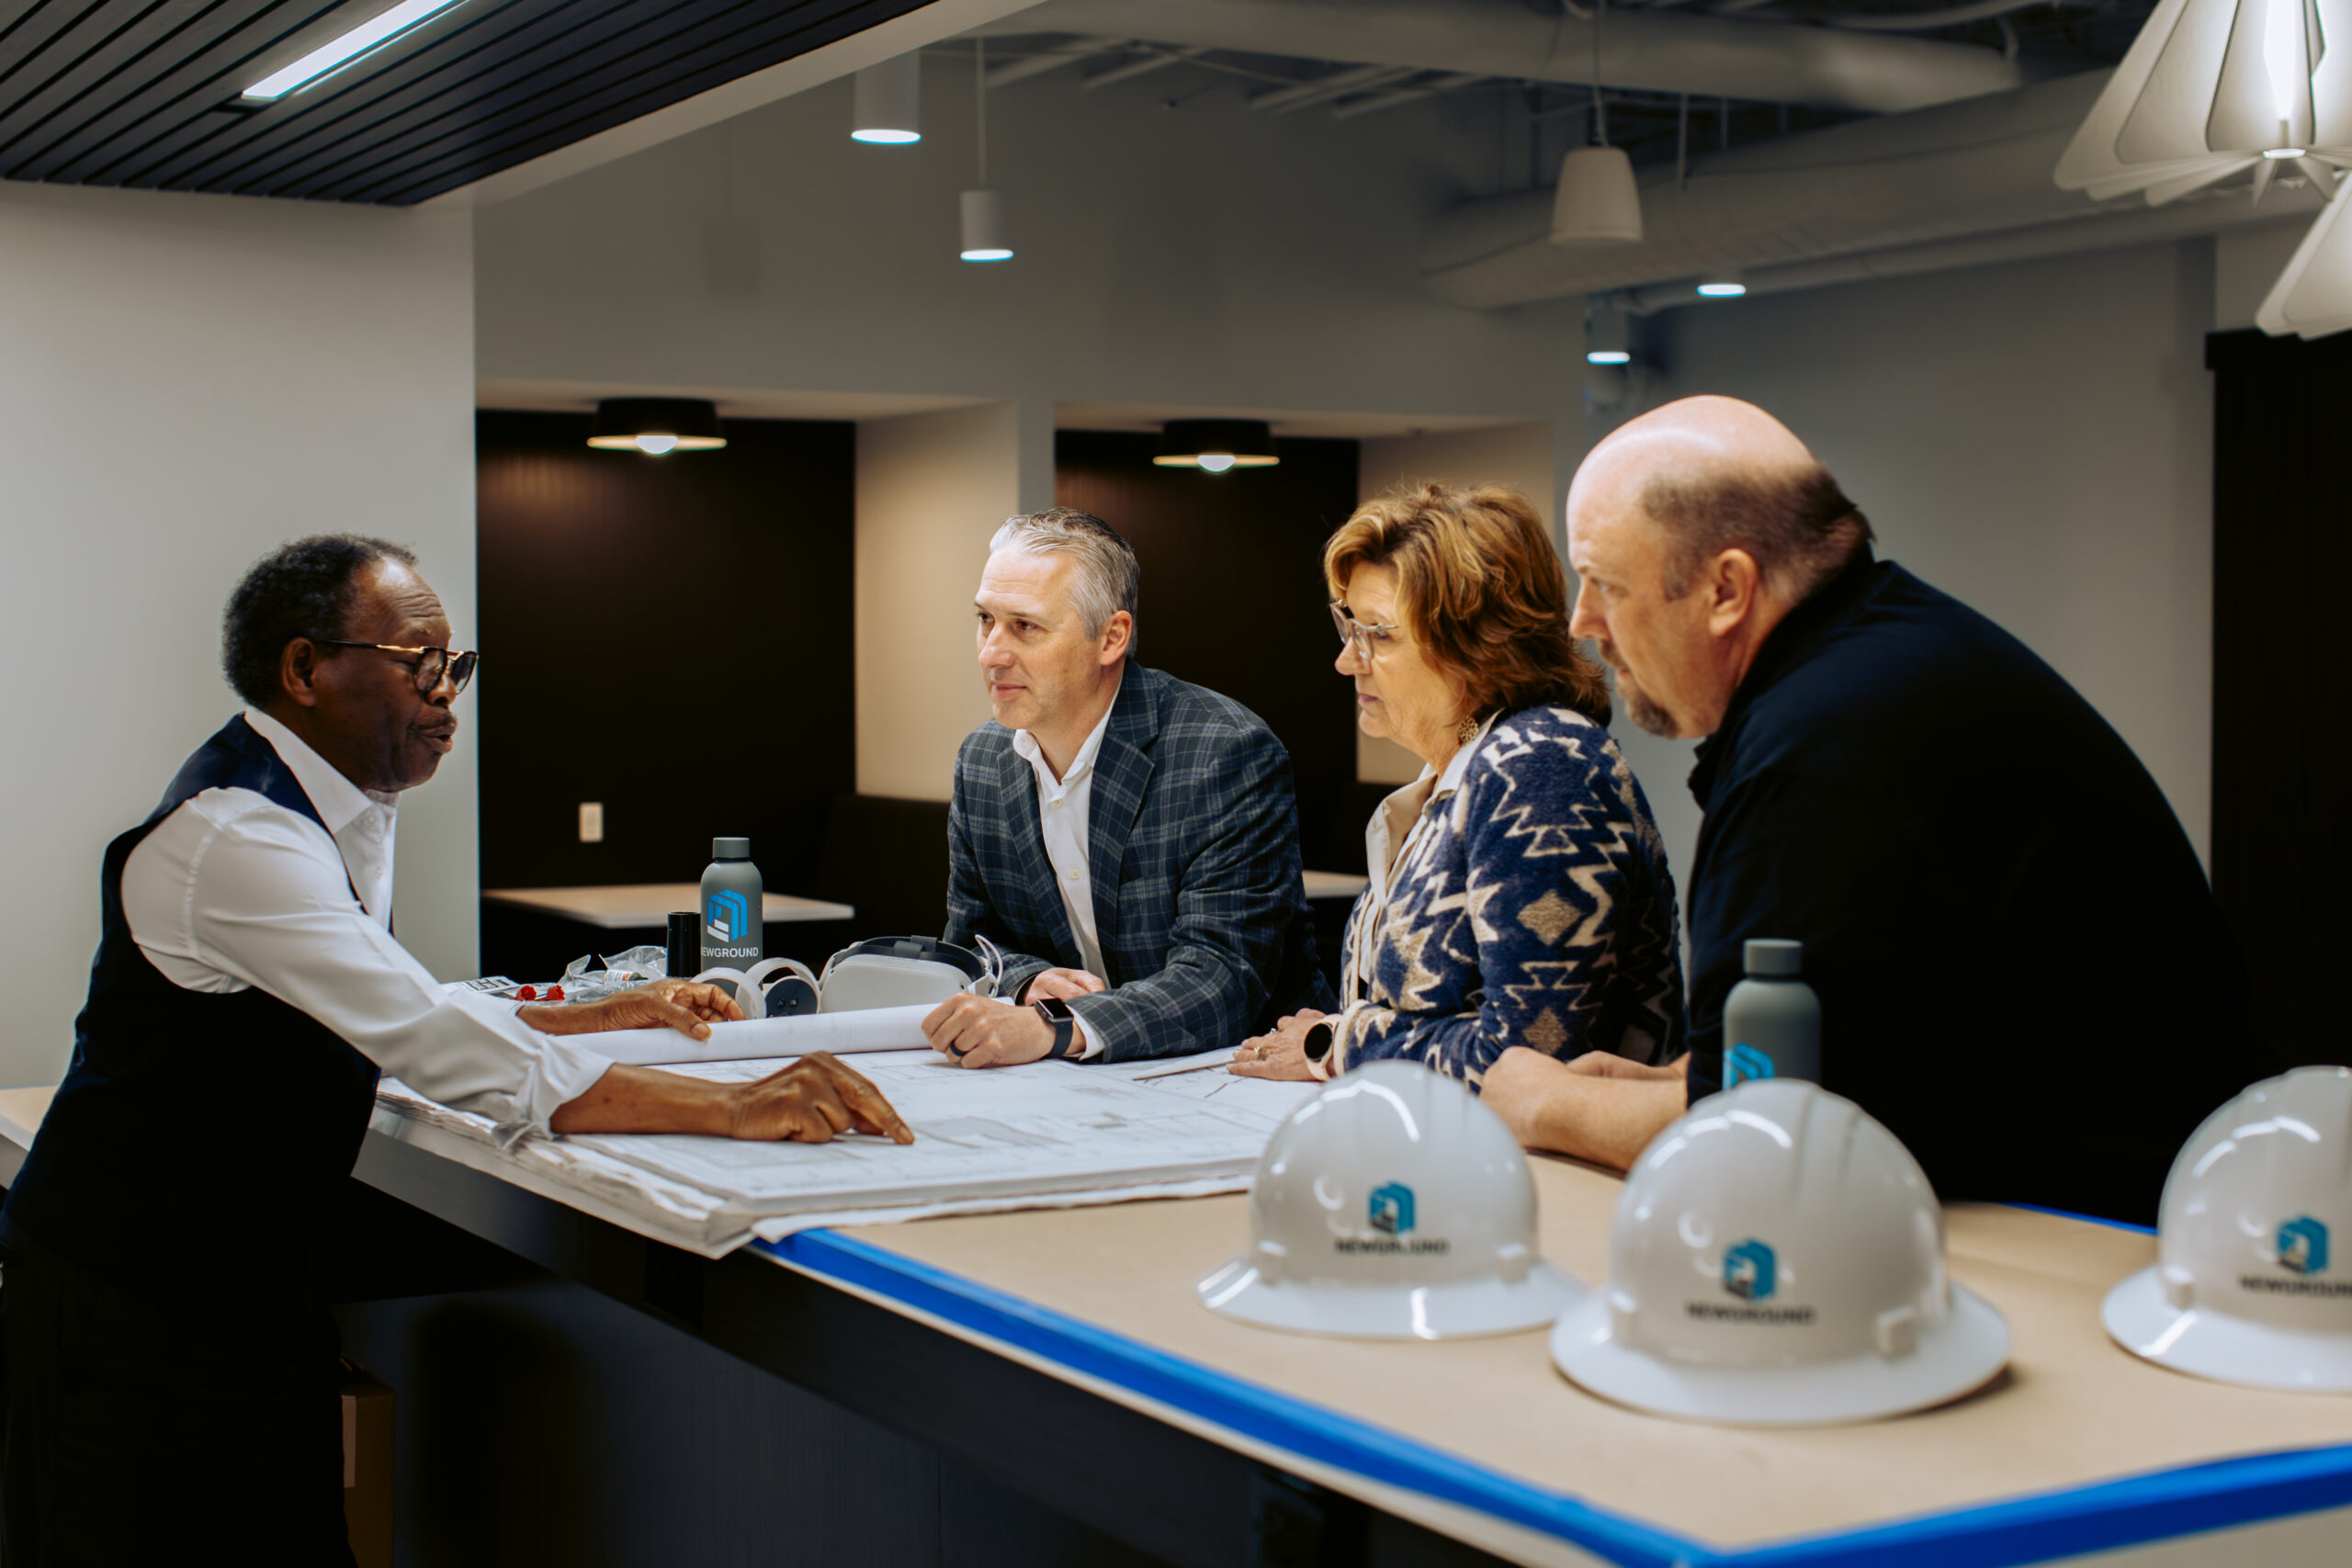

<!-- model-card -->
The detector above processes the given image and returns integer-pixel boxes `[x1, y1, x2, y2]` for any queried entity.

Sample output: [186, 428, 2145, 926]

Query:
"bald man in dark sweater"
[1482, 396, 2282, 1224]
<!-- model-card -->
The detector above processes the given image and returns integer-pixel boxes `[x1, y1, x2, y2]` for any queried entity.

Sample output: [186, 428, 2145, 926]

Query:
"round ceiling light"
[960, 189, 1012, 262]
[1152, 419, 1279, 472]
[852, 55, 921, 144]
[1696, 268, 1748, 299]
[587, 398, 728, 455]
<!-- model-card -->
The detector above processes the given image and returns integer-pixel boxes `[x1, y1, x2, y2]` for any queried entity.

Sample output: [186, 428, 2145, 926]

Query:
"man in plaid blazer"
[925, 510, 1333, 1066]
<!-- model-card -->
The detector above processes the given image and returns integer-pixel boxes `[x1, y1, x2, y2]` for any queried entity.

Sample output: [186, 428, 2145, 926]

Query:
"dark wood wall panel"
[476, 411, 854, 899]
[1054, 432, 1364, 874]
[2205, 330, 2349, 1063]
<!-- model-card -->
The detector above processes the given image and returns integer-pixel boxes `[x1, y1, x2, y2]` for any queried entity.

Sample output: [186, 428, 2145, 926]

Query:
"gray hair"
[989, 507, 1141, 659]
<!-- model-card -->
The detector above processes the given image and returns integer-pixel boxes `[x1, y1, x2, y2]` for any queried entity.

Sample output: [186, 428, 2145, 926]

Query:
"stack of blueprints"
[368, 1046, 1315, 1257]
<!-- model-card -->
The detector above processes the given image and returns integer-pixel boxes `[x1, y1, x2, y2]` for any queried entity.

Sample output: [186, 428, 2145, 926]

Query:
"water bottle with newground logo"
[1722, 938, 1820, 1086]
[699, 837, 763, 978]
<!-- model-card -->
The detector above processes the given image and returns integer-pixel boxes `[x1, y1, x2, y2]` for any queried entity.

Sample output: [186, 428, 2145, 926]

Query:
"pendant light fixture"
[1696, 267, 1747, 299]
[852, 53, 921, 144]
[1153, 420, 1279, 472]
[2257, 165, 2352, 334]
[2055, 0, 2352, 337]
[1586, 300, 1634, 365]
[961, 39, 1013, 262]
[587, 398, 727, 455]
[1550, 0, 1644, 246]
[2055, 0, 2348, 208]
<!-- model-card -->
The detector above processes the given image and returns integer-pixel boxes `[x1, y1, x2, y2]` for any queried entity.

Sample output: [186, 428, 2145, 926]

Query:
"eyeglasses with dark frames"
[312, 640, 479, 697]
[1329, 601, 1402, 660]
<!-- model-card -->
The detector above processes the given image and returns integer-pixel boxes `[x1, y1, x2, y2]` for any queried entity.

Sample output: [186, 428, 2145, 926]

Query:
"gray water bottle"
[1723, 938, 1821, 1085]
[699, 837, 763, 976]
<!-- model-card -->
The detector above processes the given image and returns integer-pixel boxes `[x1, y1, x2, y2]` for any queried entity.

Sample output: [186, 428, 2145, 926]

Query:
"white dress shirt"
[120, 708, 612, 1134]
[1009, 675, 1122, 1060]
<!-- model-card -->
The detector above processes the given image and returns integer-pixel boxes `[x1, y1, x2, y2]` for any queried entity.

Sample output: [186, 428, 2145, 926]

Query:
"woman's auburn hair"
[1322, 481, 1611, 727]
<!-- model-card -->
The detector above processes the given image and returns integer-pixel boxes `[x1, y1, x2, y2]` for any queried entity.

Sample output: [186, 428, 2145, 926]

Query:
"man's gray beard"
[1620, 677, 1681, 738]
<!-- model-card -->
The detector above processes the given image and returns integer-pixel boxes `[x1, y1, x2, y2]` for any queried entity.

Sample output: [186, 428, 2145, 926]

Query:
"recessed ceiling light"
[241, 0, 465, 102]
[1696, 269, 1747, 299]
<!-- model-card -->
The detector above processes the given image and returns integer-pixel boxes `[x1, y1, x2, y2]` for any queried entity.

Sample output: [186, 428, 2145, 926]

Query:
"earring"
[1457, 715, 1481, 745]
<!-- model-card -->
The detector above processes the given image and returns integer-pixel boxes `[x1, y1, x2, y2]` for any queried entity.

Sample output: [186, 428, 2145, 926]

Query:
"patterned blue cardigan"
[1329, 704, 1685, 1085]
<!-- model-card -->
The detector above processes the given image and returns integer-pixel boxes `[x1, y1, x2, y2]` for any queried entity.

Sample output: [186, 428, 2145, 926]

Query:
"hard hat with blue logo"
[1551, 1078, 2010, 1425]
[2103, 1066, 2352, 1393]
[1196, 1060, 1584, 1339]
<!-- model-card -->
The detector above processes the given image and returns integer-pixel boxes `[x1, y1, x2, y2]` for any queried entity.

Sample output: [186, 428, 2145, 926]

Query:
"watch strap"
[1034, 998, 1078, 1059]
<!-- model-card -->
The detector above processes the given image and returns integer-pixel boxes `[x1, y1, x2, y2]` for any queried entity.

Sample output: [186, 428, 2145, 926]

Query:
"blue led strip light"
[763, 1227, 2352, 1566]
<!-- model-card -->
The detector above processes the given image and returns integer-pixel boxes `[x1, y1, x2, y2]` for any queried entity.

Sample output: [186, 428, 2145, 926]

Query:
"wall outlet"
[578, 802, 605, 843]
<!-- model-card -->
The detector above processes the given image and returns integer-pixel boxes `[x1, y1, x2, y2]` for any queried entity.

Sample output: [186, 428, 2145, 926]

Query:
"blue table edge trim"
[756, 1216, 2349, 1568]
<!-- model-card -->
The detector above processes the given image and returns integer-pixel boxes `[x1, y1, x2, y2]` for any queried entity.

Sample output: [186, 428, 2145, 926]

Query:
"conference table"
[1, 1078, 2346, 1567]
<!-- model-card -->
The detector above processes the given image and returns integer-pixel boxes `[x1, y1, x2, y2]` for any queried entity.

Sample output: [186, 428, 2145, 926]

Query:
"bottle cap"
[1744, 938, 1804, 976]
[712, 837, 751, 859]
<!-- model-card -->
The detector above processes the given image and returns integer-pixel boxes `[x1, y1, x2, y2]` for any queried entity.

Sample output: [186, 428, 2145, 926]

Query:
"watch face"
[1036, 997, 1074, 1021]
[1302, 1021, 1334, 1061]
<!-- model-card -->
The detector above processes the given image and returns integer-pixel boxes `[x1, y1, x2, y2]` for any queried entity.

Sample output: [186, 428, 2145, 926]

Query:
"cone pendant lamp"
[2056, 0, 2352, 206]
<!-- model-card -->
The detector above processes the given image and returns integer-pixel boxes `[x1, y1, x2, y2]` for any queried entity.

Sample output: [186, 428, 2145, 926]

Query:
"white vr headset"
[695, 934, 1004, 1020]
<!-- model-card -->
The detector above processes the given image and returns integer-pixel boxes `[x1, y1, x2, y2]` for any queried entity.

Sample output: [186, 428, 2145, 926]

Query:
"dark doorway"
[2205, 331, 2350, 1063]
[474, 411, 856, 974]
[1053, 430, 1363, 874]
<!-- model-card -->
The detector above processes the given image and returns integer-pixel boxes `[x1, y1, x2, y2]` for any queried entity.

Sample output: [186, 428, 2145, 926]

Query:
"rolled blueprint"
[578, 1004, 934, 1066]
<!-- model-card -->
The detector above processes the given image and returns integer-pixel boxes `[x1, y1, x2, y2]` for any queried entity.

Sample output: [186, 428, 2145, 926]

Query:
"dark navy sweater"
[1684, 557, 2281, 1224]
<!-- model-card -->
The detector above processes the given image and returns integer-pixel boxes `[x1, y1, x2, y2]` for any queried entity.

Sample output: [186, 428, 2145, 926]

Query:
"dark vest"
[2, 716, 381, 1309]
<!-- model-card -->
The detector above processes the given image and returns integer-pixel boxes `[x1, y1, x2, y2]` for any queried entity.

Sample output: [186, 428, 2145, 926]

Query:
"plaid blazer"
[944, 665, 1335, 1061]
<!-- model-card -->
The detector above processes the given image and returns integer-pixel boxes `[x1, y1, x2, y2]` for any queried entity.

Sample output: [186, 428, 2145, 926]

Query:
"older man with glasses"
[0, 534, 909, 1566]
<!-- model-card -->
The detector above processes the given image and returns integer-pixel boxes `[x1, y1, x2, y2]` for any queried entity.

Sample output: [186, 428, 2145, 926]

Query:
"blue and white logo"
[1724, 1043, 1776, 1087]
[706, 889, 750, 945]
[2279, 1215, 2330, 1276]
[1724, 1238, 1777, 1302]
[1369, 1182, 1416, 1236]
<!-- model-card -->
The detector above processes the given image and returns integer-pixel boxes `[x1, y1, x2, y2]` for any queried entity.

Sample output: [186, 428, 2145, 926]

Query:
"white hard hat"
[2103, 1066, 2352, 1393]
[1551, 1079, 2010, 1426]
[1196, 1060, 1584, 1339]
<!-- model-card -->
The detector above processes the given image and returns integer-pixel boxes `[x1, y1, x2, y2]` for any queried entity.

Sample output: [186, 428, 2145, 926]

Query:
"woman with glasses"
[1229, 482, 1683, 1092]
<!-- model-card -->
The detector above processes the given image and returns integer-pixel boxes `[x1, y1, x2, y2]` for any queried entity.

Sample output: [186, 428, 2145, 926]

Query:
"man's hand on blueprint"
[727, 1053, 916, 1145]
[522, 980, 745, 1042]
[922, 992, 1054, 1069]
[549, 1054, 915, 1145]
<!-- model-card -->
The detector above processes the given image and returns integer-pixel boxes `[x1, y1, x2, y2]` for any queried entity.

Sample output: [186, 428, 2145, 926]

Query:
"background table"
[480, 882, 857, 981]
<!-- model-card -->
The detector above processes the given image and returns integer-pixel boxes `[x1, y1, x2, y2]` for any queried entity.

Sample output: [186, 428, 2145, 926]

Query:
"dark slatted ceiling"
[0, 0, 932, 205]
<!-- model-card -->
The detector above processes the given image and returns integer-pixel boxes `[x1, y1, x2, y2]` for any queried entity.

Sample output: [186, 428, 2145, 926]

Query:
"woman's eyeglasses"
[1329, 601, 1401, 660]
[312, 640, 479, 696]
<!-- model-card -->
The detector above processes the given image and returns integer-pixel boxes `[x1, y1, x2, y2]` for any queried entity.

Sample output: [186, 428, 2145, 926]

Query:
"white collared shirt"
[1009, 674, 1122, 1060]
[119, 708, 612, 1133]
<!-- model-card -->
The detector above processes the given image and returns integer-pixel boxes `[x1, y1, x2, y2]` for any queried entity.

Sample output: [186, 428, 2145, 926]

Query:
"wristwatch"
[1301, 1020, 1335, 1076]
[1034, 996, 1078, 1059]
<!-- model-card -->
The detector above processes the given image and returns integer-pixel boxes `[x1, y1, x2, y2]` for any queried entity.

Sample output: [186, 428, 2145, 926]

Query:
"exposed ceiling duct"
[977, 0, 2024, 115]
[1417, 70, 2324, 310]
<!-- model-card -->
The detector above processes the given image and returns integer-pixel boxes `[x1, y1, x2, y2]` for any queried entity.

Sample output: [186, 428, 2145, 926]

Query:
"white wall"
[475, 68, 1583, 431]
[0, 183, 477, 1086]
[1619, 235, 2218, 896]
[854, 402, 1023, 799]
